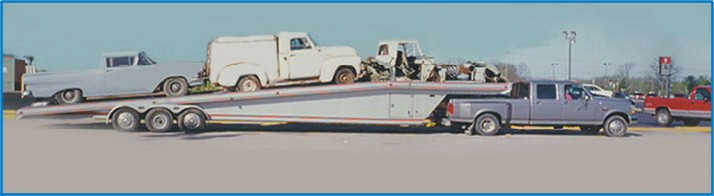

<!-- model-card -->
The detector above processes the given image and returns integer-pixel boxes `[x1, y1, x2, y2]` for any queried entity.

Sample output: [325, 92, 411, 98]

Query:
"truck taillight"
[447, 100, 454, 116]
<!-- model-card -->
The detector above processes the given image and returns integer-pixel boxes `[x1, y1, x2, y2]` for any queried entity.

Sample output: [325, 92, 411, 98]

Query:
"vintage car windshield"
[138, 52, 156, 65]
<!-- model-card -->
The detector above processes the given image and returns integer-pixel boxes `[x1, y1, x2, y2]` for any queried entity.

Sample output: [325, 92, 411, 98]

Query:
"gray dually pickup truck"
[445, 80, 637, 137]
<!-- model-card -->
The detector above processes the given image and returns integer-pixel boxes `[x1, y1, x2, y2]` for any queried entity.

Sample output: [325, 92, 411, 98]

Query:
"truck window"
[378, 44, 389, 55]
[536, 84, 556, 99]
[106, 56, 134, 68]
[564, 84, 585, 100]
[290, 38, 311, 50]
[137, 53, 156, 66]
[511, 82, 529, 99]
[694, 88, 711, 101]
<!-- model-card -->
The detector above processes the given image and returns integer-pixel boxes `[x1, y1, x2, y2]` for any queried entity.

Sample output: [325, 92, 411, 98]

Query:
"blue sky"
[3, 3, 711, 79]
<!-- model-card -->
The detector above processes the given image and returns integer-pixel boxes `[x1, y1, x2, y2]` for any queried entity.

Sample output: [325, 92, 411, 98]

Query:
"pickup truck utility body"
[22, 51, 203, 104]
[446, 81, 636, 137]
[205, 32, 361, 92]
[643, 85, 711, 126]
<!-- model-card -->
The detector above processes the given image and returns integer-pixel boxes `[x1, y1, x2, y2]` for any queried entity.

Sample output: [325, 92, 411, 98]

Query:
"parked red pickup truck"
[643, 86, 711, 126]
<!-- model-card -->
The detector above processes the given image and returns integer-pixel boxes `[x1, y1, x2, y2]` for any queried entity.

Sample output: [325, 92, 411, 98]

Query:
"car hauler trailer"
[17, 81, 510, 133]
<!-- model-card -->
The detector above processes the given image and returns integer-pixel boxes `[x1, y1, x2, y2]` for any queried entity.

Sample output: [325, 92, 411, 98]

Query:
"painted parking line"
[3, 110, 15, 118]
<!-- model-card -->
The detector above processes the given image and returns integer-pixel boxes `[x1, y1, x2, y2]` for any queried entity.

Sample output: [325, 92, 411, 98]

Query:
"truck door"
[689, 87, 711, 118]
[530, 83, 563, 124]
[287, 37, 320, 79]
[562, 84, 596, 123]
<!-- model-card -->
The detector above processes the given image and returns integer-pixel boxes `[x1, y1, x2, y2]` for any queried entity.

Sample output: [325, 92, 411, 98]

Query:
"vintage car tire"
[236, 76, 261, 92]
[603, 115, 627, 137]
[164, 78, 189, 97]
[684, 119, 700, 126]
[145, 108, 174, 132]
[334, 68, 356, 84]
[579, 126, 601, 134]
[655, 108, 673, 127]
[55, 89, 84, 105]
[473, 113, 500, 136]
[177, 109, 206, 133]
[111, 108, 142, 132]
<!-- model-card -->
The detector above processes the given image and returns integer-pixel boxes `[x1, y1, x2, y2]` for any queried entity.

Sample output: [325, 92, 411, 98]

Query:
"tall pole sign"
[659, 56, 672, 97]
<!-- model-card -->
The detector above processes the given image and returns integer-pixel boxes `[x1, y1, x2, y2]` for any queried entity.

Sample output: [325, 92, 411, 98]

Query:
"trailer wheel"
[178, 109, 206, 133]
[236, 76, 261, 92]
[656, 108, 672, 126]
[473, 113, 500, 136]
[579, 125, 600, 134]
[112, 108, 142, 132]
[145, 108, 174, 132]
[334, 67, 356, 84]
[603, 115, 627, 137]
[164, 77, 189, 97]
[55, 89, 84, 105]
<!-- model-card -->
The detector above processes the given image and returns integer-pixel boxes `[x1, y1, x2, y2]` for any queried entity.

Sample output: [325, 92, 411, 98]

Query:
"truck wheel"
[145, 108, 174, 132]
[684, 119, 700, 126]
[164, 78, 188, 97]
[473, 114, 500, 136]
[656, 108, 673, 126]
[178, 109, 206, 133]
[579, 126, 600, 134]
[334, 68, 356, 84]
[236, 76, 261, 92]
[112, 108, 142, 132]
[55, 89, 83, 104]
[603, 115, 627, 137]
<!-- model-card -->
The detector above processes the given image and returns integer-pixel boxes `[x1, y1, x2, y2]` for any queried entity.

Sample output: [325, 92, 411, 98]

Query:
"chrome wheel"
[151, 113, 170, 130]
[145, 108, 174, 132]
[117, 112, 136, 130]
[480, 118, 496, 133]
[182, 113, 201, 129]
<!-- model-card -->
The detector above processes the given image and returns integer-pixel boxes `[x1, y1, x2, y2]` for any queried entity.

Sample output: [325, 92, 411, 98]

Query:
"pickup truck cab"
[643, 85, 711, 126]
[446, 80, 636, 137]
[22, 51, 203, 104]
[205, 32, 361, 92]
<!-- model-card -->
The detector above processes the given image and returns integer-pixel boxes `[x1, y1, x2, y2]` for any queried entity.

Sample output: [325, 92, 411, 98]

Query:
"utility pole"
[563, 31, 576, 80]
[551, 63, 558, 80]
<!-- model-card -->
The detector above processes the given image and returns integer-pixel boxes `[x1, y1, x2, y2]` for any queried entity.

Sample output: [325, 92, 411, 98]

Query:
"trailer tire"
[236, 76, 261, 92]
[55, 89, 84, 105]
[178, 109, 206, 133]
[112, 108, 142, 132]
[656, 108, 673, 127]
[603, 115, 627, 137]
[334, 67, 356, 84]
[164, 77, 189, 97]
[145, 108, 174, 132]
[473, 113, 500, 136]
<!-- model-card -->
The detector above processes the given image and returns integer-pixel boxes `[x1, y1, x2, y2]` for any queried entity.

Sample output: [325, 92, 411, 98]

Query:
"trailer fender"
[215, 62, 269, 87]
[106, 104, 206, 124]
[319, 56, 361, 83]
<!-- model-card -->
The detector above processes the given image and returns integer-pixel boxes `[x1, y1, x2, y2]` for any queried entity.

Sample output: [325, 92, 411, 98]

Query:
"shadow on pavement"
[44, 122, 642, 139]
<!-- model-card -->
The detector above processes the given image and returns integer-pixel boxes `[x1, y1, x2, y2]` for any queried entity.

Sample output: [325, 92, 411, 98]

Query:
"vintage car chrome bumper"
[188, 76, 204, 86]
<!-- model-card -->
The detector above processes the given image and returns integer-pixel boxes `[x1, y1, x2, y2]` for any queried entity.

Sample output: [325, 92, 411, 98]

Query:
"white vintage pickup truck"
[204, 32, 362, 92]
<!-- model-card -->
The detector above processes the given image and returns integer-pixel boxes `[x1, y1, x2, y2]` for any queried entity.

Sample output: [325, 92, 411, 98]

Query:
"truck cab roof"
[102, 51, 143, 58]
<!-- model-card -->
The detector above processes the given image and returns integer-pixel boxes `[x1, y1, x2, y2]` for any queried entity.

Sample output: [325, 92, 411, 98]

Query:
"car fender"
[215, 62, 269, 87]
[602, 109, 631, 123]
[318, 56, 361, 82]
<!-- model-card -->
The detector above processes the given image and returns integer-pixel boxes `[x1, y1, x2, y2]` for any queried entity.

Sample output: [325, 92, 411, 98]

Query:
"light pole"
[602, 62, 611, 79]
[563, 31, 576, 80]
[551, 63, 559, 80]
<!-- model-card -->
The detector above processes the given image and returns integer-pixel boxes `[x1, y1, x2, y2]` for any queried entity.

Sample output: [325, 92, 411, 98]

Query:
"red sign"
[659, 56, 671, 65]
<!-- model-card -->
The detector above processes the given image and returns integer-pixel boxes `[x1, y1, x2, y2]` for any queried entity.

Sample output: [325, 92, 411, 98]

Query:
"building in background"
[3, 54, 29, 93]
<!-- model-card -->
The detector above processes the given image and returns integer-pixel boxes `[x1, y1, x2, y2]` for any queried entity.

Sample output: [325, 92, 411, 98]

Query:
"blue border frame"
[0, 0, 711, 195]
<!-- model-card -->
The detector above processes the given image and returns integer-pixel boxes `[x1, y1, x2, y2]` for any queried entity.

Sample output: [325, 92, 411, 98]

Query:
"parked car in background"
[22, 51, 204, 104]
[631, 91, 645, 100]
[647, 91, 657, 97]
[583, 83, 613, 97]
[643, 85, 711, 126]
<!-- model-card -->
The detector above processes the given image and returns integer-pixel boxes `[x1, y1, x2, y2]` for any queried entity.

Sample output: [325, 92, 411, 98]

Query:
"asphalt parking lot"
[2, 114, 711, 193]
